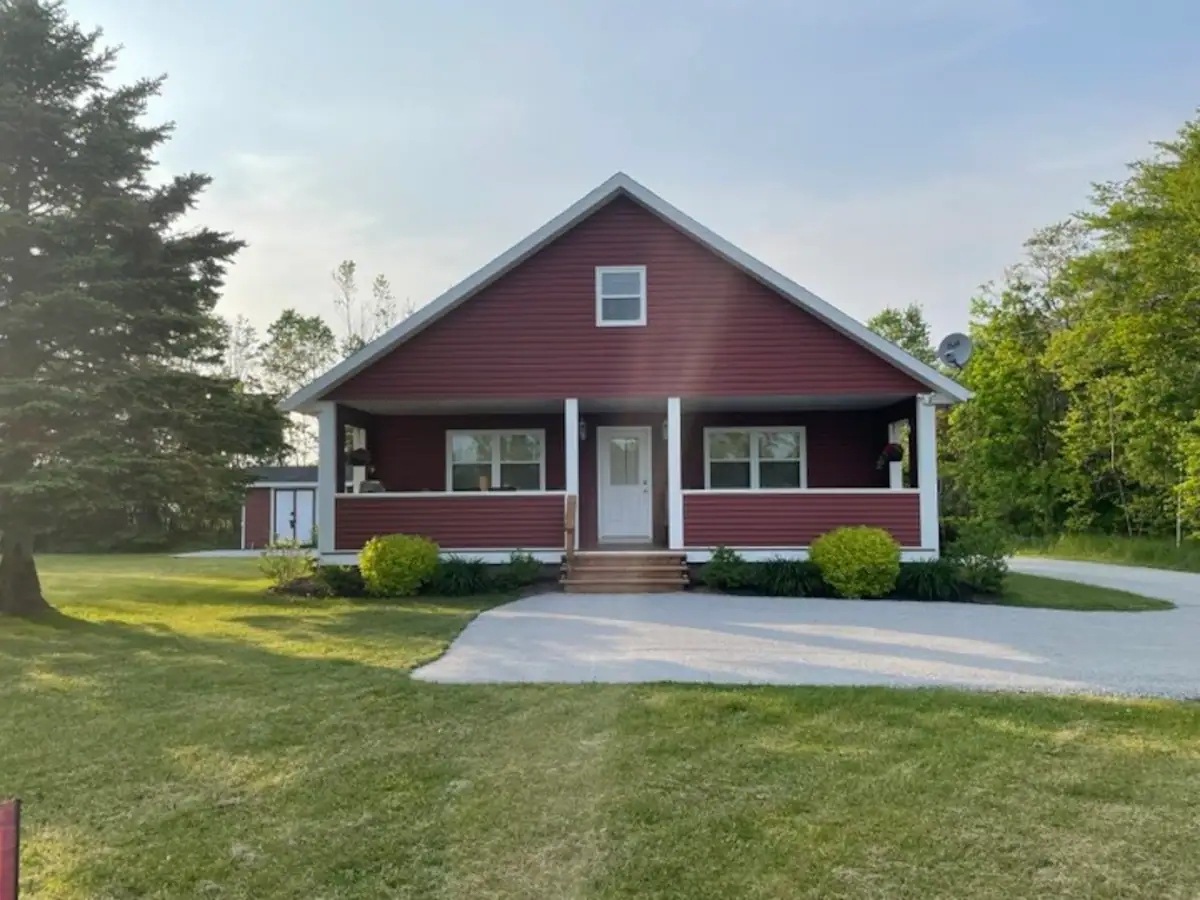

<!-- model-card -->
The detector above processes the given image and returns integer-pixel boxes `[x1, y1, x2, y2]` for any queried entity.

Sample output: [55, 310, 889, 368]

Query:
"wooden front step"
[560, 551, 689, 593]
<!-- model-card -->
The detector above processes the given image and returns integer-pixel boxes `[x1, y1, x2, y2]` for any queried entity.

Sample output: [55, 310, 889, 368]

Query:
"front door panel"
[598, 427, 653, 542]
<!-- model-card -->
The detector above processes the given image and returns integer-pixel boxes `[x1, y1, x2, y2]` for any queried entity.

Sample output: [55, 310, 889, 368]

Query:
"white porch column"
[316, 401, 338, 556]
[564, 398, 580, 551]
[667, 396, 684, 550]
[916, 394, 939, 554]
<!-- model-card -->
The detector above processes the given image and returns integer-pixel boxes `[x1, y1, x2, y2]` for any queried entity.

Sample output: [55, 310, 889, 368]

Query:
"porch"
[315, 394, 940, 563]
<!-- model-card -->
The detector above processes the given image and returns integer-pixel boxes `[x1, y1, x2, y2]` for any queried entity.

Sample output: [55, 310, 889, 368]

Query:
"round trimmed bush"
[810, 526, 900, 599]
[360, 534, 439, 597]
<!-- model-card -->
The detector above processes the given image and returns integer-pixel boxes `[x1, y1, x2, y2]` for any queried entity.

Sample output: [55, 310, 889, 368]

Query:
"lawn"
[1022, 533, 1200, 573]
[993, 573, 1174, 611]
[3, 556, 1200, 899]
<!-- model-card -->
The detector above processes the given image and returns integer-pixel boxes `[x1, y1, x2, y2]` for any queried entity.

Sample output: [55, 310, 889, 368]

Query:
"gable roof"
[283, 173, 970, 411]
[248, 465, 318, 484]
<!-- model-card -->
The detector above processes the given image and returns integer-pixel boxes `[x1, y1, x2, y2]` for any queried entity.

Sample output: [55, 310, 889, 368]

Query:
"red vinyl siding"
[367, 414, 565, 492]
[683, 492, 921, 548]
[334, 495, 564, 551]
[242, 488, 272, 549]
[682, 410, 888, 490]
[330, 196, 925, 401]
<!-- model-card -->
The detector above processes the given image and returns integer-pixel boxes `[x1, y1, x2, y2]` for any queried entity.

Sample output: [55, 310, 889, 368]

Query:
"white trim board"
[685, 548, 937, 563]
[320, 550, 563, 566]
[282, 173, 971, 412]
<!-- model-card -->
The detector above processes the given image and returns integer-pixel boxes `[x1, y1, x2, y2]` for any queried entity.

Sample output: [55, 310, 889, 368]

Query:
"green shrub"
[751, 558, 829, 597]
[359, 534, 439, 597]
[317, 565, 367, 597]
[259, 540, 316, 588]
[810, 526, 901, 598]
[699, 546, 752, 591]
[945, 520, 1009, 595]
[497, 550, 543, 590]
[895, 559, 964, 601]
[428, 556, 493, 596]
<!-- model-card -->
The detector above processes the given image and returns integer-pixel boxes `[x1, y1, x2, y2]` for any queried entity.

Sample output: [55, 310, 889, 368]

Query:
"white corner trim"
[565, 398, 580, 551]
[916, 395, 940, 556]
[595, 264, 647, 327]
[316, 402, 338, 555]
[281, 173, 971, 412]
[667, 397, 683, 550]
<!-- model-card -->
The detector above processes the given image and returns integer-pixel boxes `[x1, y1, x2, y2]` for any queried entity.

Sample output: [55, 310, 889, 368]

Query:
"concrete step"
[562, 578, 687, 594]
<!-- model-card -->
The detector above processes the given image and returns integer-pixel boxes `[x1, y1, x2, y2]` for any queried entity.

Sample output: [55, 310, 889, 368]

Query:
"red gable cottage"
[283, 174, 969, 576]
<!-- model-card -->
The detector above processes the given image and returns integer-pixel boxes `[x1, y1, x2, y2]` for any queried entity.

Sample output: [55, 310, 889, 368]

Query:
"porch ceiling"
[339, 393, 913, 416]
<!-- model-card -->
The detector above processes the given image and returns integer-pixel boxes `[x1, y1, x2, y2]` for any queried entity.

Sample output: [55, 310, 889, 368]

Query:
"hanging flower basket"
[876, 442, 904, 470]
[348, 447, 372, 467]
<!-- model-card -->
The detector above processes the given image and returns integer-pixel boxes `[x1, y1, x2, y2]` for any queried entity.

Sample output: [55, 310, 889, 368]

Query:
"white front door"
[597, 426, 653, 542]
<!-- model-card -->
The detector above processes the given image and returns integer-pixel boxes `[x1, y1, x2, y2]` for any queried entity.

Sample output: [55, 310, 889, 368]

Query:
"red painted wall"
[368, 414, 564, 492]
[242, 488, 271, 549]
[330, 196, 925, 401]
[681, 410, 888, 490]
[683, 492, 921, 548]
[335, 495, 564, 551]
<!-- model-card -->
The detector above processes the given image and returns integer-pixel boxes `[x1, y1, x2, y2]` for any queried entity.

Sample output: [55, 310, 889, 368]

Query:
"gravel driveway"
[416, 559, 1200, 697]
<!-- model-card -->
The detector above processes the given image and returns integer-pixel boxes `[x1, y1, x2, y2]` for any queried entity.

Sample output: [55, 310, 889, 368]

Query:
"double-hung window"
[704, 428, 807, 490]
[447, 430, 545, 491]
[595, 265, 647, 326]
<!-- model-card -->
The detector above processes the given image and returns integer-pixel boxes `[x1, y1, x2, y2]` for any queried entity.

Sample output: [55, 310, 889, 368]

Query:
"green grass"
[3, 556, 1200, 898]
[1022, 533, 1200, 573]
[988, 573, 1174, 611]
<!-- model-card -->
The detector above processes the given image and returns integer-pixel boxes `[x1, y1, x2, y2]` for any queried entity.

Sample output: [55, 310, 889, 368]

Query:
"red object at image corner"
[0, 799, 18, 900]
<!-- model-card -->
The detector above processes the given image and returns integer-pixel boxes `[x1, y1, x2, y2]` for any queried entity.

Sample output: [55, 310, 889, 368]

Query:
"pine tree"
[0, 0, 286, 614]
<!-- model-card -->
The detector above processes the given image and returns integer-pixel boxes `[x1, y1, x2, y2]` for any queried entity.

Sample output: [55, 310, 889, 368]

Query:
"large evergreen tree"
[0, 0, 285, 614]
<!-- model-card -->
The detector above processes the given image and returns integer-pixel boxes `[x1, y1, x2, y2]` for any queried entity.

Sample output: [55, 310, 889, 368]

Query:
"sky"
[70, 0, 1200, 340]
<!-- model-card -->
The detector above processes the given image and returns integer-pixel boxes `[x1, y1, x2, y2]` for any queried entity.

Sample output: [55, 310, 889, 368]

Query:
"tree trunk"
[0, 529, 51, 616]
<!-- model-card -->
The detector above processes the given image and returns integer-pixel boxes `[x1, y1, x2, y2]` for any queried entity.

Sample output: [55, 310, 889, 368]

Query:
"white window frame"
[703, 427, 808, 490]
[595, 265, 647, 327]
[445, 429, 547, 492]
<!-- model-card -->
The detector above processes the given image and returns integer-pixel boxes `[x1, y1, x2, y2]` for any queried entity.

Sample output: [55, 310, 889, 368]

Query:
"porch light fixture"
[579, 420, 587, 441]
[662, 419, 668, 440]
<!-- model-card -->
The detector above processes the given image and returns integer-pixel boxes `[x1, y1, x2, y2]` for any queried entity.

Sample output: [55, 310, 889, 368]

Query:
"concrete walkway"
[415, 561, 1200, 697]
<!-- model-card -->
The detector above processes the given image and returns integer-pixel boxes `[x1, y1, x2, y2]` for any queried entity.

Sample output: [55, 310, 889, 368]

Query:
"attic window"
[596, 266, 646, 327]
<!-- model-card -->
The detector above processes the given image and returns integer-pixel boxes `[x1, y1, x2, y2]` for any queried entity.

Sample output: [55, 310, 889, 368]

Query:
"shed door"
[273, 489, 316, 545]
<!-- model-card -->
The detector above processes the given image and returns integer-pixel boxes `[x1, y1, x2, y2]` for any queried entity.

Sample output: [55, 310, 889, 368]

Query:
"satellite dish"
[937, 333, 973, 369]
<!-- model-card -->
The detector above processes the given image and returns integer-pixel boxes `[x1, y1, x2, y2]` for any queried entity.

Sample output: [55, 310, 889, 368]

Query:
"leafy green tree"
[1047, 120, 1200, 536]
[867, 303, 937, 365]
[0, 0, 285, 614]
[258, 309, 338, 462]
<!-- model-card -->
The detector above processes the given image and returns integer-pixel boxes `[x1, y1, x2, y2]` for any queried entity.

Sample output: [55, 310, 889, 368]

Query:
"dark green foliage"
[894, 560, 965, 602]
[699, 546, 752, 591]
[496, 550, 543, 590]
[0, 1, 286, 612]
[317, 565, 367, 598]
[944, 520, 1010, 595]
[427, 557, 493, 597]
[749, 558, 828, 597]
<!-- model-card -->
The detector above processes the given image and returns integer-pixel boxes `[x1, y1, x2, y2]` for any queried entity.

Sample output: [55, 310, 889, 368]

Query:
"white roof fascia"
[282, 173, 970, 411]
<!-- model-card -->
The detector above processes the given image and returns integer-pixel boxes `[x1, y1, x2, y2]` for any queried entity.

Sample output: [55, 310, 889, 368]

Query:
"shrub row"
[698, 520, 1009, 601]
[312, 534, 544, 598]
